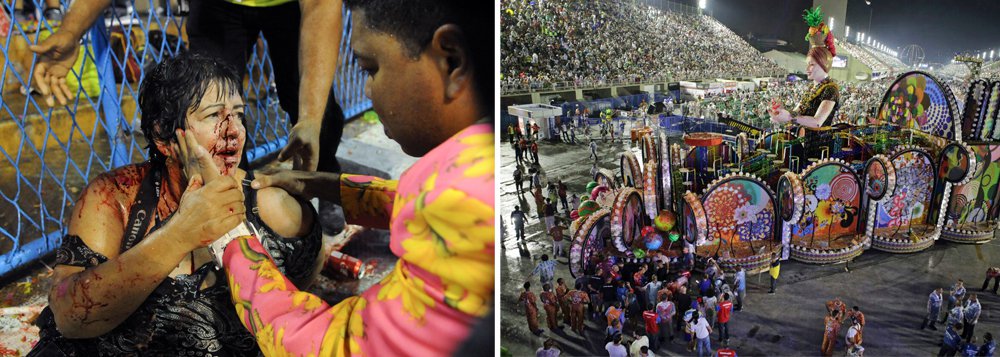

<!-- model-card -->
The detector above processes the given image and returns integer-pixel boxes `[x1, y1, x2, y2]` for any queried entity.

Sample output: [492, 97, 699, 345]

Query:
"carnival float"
[568, 70, 998, 277]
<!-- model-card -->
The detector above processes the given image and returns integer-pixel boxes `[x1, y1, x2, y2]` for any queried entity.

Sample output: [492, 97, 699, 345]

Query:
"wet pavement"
[499, 124, 1000, 356]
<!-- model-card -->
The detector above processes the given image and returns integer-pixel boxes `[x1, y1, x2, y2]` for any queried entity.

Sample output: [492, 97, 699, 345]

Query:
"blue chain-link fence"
[0, 0, 371, 278]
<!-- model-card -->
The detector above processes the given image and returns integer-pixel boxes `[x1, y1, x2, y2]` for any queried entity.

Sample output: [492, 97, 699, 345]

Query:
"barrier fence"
[0, 0, 371, 277]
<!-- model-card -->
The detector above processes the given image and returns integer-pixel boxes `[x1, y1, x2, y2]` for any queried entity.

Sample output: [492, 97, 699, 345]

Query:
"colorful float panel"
[788, 161, 864, 249]
[620, 151, 643, 189]
[962, 79, 990, 141]
[610, 188, 647, 253]
[947, 144, 1000, 227]
[873, 149, 935, 234]
[570, 209, 611, 278]
[876, 71, 959, 140]
[698, 175, 776, 259]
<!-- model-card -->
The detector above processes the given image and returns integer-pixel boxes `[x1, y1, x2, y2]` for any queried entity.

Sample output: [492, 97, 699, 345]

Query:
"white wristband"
[209, 221, 259, 266]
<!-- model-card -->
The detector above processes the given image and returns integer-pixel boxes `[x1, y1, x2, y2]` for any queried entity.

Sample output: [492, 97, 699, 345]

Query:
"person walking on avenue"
[532, 170, 543, 191]
[558, 180, 569, 212]
[847, 306, 866, 331]
[532, 254, 558, 287]
[590, 139, 599, 162]
[544, 198, 557, 232]
[923, 288, 944, 330]
[547, 184, 560, 214]
[507, 124, 516, 144]
[531, 140, 540, 163]
[514, 139, 524, 164]
[533, 186, 546, 219]
[845, 317, 863, 353]
[984, 267, 1000, 294]
[821, 309, 843, 357]
[511, 205, 529, 243]
[940, 323, 963, 357]
[556, 278, 572, 326]
[734, 266, 747, 310]
[768, 253, 781, 294]
[514, 165, 525, 193]
[947, 300, 966, 329]
[565, 287, 590, 335]
[606, 333, 627, 357]
[963, 294, 982, 342]
[717, 293, 734, 346]
[980, 333, 996, 357]
[520, 282, 544, 335]
[656, 293, 676, 346]
[550, 224, 565, 259]
[519, 137, 529, 163]
[692, 311, 713, 357]
[950, 279, 968, 311]
[540, 284, 562, 331]
[642, 306, 660, 352]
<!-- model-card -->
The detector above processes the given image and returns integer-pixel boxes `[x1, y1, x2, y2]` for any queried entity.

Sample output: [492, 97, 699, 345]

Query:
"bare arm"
[49, 180, 190, 338]
[278, 0, 343, 171]
[49, 174, 245, 338]
[29, 0, 113, 106]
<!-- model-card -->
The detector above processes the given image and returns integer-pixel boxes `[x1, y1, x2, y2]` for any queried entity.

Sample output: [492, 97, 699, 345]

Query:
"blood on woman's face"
[185, 83, 246, 176]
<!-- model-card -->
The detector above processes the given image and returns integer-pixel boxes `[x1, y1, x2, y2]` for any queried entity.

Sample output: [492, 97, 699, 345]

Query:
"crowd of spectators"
[837, 40, 890, 75]
[680, 78, 890, 128]
[500, 0, 785, 94]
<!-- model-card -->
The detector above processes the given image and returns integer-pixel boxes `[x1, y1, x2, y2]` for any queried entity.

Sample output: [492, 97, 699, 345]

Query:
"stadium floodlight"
[992, 50, 995, 60]
[699, 0, 706, 9]
[984, 51, 988, 59]
[829, 17, 834, 31]
[845, 26, 850, 38]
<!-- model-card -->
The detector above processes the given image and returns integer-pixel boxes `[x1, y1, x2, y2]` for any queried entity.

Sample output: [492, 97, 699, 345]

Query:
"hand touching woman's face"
[182, 82, 247, 176]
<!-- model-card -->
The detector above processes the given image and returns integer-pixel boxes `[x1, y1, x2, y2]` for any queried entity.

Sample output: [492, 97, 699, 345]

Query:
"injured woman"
[29, 53, 323, 356]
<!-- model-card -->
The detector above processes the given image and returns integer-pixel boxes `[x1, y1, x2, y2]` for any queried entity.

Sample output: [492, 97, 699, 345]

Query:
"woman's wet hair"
[138, 52, 242, 160]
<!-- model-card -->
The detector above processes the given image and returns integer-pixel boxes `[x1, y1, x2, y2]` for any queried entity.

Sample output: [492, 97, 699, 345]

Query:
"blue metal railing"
[0, 0, 371, 277]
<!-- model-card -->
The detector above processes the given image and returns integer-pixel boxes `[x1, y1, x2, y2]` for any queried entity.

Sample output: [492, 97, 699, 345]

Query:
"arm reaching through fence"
[29, 0, 112, 106]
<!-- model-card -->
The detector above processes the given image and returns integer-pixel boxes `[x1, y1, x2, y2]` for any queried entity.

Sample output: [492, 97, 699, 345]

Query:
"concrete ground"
[0, 117, 416, 354]
[500, 124, 1000, 356]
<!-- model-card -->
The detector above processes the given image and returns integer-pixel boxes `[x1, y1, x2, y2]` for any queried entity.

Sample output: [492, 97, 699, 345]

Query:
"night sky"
[676, 0, 1000, 64]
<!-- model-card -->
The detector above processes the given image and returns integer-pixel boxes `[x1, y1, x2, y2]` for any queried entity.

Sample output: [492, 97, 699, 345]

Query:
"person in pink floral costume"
[192, 0, 494, 355]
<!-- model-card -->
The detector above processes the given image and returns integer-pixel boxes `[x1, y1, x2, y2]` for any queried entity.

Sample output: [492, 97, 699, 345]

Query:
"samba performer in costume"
[770, 6, 841, 129]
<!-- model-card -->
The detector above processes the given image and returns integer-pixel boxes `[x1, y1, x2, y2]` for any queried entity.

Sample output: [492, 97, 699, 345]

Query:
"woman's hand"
[171, 128, 245, 250]
[770, 108, 791, 124]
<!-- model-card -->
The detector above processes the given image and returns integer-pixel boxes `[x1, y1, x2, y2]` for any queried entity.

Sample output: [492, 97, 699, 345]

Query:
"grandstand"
[500, 0, 784, 94]
[837, 40, 889, 75]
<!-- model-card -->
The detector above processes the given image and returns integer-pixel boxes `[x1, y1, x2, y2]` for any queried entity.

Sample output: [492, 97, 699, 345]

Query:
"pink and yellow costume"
[221, 123, 494, 356]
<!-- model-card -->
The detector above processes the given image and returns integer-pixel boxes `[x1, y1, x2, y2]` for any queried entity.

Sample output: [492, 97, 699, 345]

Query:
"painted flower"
[911, 202, 925, 219]
[733, 206, 754, 224]
[815, 200, 835, 226]
[831, 199, 846, 215]
[805, 195, 818, 212]
[815, 183, 832, 200]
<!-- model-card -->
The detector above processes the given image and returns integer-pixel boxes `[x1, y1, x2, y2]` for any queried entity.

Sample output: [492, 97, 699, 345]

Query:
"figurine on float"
[770, 6, 840, 130]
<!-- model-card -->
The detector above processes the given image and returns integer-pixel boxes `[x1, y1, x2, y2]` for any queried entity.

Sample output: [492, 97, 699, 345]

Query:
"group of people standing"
[820, 298, 866, 357]
[925, 274, 997, 357]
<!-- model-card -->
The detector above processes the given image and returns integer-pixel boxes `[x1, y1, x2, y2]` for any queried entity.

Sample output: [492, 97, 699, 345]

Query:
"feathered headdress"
[803, 6, 836, 57]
